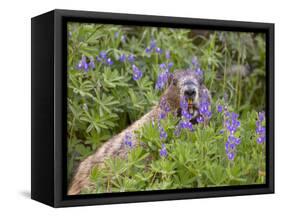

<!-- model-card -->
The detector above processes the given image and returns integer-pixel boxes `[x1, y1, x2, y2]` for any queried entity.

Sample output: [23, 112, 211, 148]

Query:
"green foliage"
[84, 110, 265, 193]
[67, 22, 266, 191]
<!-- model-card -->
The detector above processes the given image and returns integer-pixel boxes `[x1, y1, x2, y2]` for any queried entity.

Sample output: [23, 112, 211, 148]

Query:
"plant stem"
[223, 44, 228, 94]
[235, 41, 241, 111]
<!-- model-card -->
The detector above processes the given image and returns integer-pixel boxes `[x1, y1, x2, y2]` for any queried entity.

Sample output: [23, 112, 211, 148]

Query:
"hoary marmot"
[68, 69, 211, 195]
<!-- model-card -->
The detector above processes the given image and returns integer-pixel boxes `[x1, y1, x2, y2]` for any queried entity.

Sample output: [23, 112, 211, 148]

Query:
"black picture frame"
[31, 9, 274, 207]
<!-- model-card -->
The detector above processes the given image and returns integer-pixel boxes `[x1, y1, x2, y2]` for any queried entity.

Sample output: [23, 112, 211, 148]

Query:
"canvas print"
[66, 22, 266, 195]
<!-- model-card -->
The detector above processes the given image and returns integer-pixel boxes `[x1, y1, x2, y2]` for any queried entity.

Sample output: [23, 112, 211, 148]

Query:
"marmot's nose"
[185, 89, 196, 97]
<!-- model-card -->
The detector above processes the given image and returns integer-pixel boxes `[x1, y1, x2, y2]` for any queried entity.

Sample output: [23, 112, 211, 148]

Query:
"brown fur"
[67, 70, 211, 195]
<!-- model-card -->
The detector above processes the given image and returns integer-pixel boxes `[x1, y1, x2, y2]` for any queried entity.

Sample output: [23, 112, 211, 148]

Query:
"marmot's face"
[171, 70, 203, 112]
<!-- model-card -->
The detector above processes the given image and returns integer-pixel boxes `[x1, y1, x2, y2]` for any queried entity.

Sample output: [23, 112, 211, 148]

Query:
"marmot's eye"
[172, 79, 178, 86]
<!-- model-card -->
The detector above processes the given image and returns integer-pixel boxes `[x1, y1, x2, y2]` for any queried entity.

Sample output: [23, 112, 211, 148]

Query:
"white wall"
[0, 0, 279, 216]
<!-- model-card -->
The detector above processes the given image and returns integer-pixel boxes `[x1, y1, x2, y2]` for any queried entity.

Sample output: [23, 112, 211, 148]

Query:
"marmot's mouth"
[187, 98, 193, 108]
[187, 98, 194, 114]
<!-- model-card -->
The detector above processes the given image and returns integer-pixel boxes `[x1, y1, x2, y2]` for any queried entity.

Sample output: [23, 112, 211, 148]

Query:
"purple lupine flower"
[225, 111, 230, 118]
[150, 39, 157, 49]
[128, 54, 135, 63]
[223, 110, 241, 161]
[256, 111, 266, 144]
[106, 58, 113, 66]
[124, 132, 133, 148]
[191, 56, 204, 76]
[191, 56, 199, 67]
[228, 119, 240, 134]
[155, 47, 162, 54]
[119, 54, 126, 62]
[217, 105, 223, 113]
[159, 98, 170, 119]
[155, 72, 169, 90]
[228, 134, 241, 145]
[88, 57, 95, 69]
[168, 62, 174, 69]
[159, 63, 166, 70]
[173, 125, 182, 137]
[181, 109, 192, 120]
[159, 97, 170, 119]
[114, 31, 119, 38]
[257, 137, 265, 144]
[159, 143, 168, 158]
[77, 56, 89, 72]
[225, 112, 240, 134]
[165, 50, 170, 59]
[145, 47, 152, 53]
[132, 64, 143, 81]
[174, 126, 181, 137]
[181, 98, 193, 119]
[195, 67, 204, 76]
[82, 60, 88, 71]
[198, 90, 212, 120]
[97, 51, 114, 66]
[174, 97, 194, 136]
[159, 62, 173, 73]
[196, 116, 204, 123]
[256, 124, 265, 135]
[227, 152, 235, 161]
[99, 51, 107, 59]
[145, 39, 157, 53]
[258, 111, 265, 122]
[199, 101, 212, 119]
[225, 133, 241, 161]
[179, 120, 193, 130]
[159, 125, 168, 140]
[180, 97, 188, 111]
[159, 112, 166, 120]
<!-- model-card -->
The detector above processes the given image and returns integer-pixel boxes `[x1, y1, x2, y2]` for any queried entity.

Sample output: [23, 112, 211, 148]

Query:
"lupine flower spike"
[145, 39, 160, 54]
[256, 111, 265, 144]
[224, 111, 241, 161]
[159, 97, 170, 119]
[128, 54, 135, 63]
[159, 143, 168, 158]
[119, 54, 126, 62]
[165, 50, 170, 59]
[77, 55, 95, 72]
[191, 56, 204, 76]
[197, 90, 212, 124]
[155, 62, 173, 90]
[174, 97, 194, 136]
[132, 64, 143, 81]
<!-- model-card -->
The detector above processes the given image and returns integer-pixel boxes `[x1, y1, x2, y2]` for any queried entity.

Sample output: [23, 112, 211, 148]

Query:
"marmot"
[68, 69, 211, 195]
